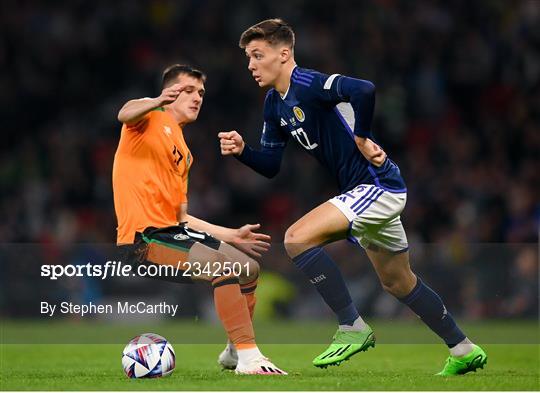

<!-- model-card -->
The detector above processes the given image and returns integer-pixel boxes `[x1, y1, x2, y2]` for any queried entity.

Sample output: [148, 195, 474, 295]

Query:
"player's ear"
[280, 47, 292, 63]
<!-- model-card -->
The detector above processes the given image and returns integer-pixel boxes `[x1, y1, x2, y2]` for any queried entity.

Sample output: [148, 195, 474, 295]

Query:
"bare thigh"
[284, 201, 350, 258]
[186, 242, 236, 283]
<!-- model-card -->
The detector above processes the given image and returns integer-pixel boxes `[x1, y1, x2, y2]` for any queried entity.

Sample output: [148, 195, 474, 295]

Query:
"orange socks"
[212, 275, 255, 347]
[240, 278, 258, 320]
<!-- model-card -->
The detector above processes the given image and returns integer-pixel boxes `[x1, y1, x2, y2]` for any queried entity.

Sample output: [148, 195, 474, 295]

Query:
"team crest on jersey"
[293, 106, 305, 122]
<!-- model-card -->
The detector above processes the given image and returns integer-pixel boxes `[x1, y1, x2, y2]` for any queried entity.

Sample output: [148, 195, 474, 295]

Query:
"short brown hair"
[239, 18, 295, 49]
[162, 64, 206, 88]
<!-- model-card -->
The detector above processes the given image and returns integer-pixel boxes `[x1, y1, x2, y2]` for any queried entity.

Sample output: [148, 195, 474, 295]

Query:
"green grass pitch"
[1, 321, 538, 390]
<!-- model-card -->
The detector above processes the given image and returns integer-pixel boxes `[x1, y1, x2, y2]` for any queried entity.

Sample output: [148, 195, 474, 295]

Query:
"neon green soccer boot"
[313, 325, 375, 368]
[436, 344, 488, 376]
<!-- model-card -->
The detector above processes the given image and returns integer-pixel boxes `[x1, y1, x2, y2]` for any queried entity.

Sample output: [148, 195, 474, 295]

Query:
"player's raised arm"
[218, 130, 285, 179]
[117, 83, 184, 125]
[218, 91, 287, 178]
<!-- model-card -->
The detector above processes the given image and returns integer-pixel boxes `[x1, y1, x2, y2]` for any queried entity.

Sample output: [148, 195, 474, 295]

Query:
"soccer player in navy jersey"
[218, 19, 487, 375]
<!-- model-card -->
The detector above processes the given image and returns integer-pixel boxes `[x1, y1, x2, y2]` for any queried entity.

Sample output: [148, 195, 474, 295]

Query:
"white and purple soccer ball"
[122, 333, 175, 378]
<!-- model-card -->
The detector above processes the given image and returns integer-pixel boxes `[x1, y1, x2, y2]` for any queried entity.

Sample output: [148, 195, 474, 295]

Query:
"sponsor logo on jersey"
[163, 126, 172, 136]
[293, 106, 305, 122]
[280, 118, 287, 126]
[173, 233, 189, 240]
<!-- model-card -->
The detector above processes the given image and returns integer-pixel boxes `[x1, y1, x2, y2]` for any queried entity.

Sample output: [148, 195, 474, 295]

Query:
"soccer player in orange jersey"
[113, 64, 286, 375]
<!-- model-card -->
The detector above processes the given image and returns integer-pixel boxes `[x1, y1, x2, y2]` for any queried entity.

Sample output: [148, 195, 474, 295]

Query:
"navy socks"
[293, 247, 359, 325]
[399, 277, 466, 347]
[293, 246, 465, 347]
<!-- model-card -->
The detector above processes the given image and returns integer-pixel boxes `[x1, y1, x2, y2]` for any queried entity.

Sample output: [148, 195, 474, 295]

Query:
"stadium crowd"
[1, 0, 538, 319]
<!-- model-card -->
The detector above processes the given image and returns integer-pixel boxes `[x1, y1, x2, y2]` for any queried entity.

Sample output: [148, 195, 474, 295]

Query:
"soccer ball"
[122, 333, 175, 378]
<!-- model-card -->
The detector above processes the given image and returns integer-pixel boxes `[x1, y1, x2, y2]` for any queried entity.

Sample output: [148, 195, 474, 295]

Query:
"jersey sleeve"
[124, 112, 152, 133]
[234, 91, 286, 178]
[260, 90, 289, 149]
[310, 72, 376, 138]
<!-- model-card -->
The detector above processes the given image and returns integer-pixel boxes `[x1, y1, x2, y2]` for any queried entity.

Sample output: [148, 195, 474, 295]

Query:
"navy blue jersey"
[239, 66, 406, 194]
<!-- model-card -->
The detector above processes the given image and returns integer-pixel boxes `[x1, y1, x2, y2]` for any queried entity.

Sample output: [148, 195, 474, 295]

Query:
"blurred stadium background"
[0, 0, 538, 326]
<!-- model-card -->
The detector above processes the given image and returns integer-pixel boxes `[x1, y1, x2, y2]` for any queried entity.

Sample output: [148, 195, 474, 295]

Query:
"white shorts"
[328, 184, 408, 253]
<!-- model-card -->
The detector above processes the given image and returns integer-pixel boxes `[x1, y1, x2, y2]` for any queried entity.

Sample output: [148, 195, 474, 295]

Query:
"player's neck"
[165, 106, 186, 128]
[274, 61, 296, 96]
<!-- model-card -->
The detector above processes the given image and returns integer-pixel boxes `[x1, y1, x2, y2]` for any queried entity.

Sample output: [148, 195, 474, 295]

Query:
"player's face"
[172, 74, 205, 123]
[245, 40, 286, 87]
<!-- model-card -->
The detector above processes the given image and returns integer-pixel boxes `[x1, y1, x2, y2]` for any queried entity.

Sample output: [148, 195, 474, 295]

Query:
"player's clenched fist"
[157, 83, 184, 106]
[218, 131, 245, 155]
[354, 136, 387, 167]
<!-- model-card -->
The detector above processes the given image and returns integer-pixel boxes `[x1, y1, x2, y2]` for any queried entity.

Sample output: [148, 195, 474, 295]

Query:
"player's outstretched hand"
[218, 131, 245, 156]
[157, 83, 184, 106]
[354, 136, 387, 167]
[230, 223, 271, 258]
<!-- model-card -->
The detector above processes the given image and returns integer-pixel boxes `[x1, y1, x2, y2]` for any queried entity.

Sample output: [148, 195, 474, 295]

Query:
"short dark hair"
[239, 18, 295, 49]
[162, 64, 206, 88]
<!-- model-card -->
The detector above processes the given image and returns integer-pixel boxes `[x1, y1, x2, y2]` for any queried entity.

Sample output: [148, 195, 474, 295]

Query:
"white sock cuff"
[450, 337, 475, 357]
[237, 346, 263, 364]
[339, 316, 368, 331]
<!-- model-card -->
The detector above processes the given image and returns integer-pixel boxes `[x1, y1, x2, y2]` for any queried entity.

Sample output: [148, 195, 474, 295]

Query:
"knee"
[283, 226, 296, 247]
[214, 250, 259, 283]
[379, 275, 414, 298]
[380, 279, 404, 297]
[284, 226, 307, 258]
[244, 259, 259, 282]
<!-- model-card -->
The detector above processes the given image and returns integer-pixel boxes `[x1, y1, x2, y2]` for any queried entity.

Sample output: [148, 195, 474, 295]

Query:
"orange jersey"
[112, 108, 193, 244]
